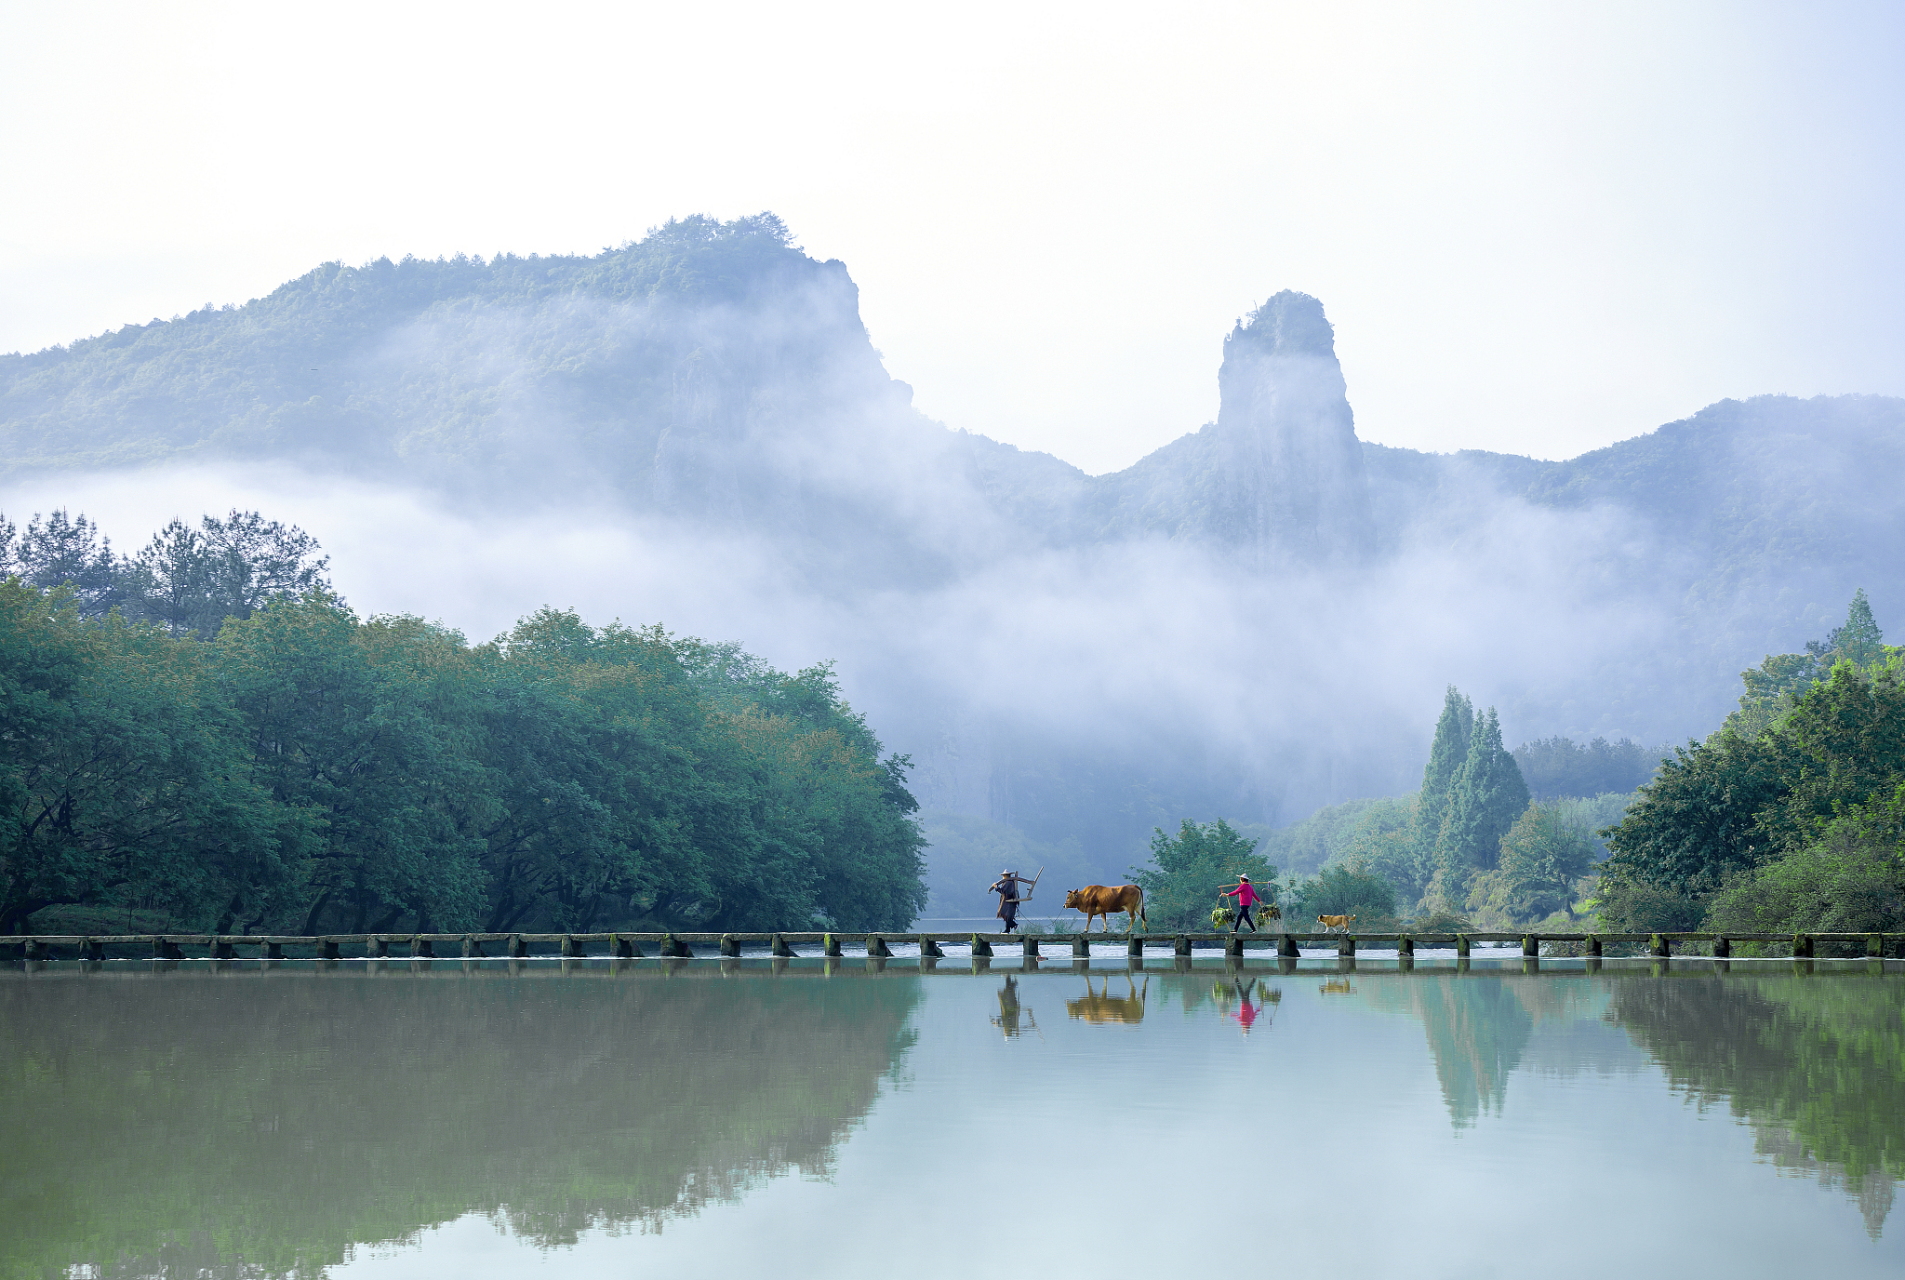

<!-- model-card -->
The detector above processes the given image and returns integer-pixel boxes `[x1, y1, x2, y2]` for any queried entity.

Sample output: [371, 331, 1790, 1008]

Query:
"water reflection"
[0, 963, 920, 1278]
[1608, 969, 1905, 1239]
[1064, 974, 1147, 1024]
[1213, 977, 1280, 1034]
[3, 959, 1901, 1276]
[989, 976, 1041, 1039]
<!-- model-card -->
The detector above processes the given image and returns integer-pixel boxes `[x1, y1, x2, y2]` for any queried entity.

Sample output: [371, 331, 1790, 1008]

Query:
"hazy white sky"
[3, 1, 1901, 474]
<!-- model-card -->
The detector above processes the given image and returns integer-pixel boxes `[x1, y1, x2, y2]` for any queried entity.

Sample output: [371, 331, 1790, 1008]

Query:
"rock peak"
[1226, 290, 1337, 361]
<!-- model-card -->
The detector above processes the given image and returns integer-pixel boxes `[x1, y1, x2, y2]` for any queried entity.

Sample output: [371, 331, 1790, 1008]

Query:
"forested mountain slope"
[6, 214, 1903, 857]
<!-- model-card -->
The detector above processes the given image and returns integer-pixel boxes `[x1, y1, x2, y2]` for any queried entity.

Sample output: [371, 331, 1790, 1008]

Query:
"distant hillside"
[6, 213, 1904, 861]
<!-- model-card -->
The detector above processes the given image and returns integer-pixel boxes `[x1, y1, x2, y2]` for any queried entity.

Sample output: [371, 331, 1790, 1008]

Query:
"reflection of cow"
[1064, 884, 1147, 933]
[1066, 975, 1148, 1024]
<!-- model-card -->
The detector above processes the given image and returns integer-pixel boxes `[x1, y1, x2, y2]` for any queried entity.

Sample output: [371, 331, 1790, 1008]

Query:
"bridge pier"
[462, 936, 483, 958]
[509, 935, 529, 958]
[1868, 933, 1884, 958]
[917, 935, 942, 958]
[773, 933, 796, 958]
[1127, 935, 1144, 958]
[1793, 933, 1814, 958]
[1650, 933, 1671, 958]
[1174, 935, 1192, 957]
[720, 935, 741, 957]
[1586, 935, 1602, 958]
[211, 937, 236, 960]
[824, 933, 842, 957]
[320, 939, 340, 960]
[1071, 935, 1090, 958]
[1337, 935, 1356, 958]
[867, 934, 892, 958]
[154, 937, 184, 960]
[1397, 936, 1414, 958]
[1277, 933, 1300, 958]
[970, 934, 992, 957]
[1522, 934, 1539, 958]
[1455, 935, 1471, 958]
[266, 941, 284, 960]
[560, 935, 584, 958]
[661, 934, 693, 958]
[1024, 936, 1041, 958]
[1224, 935, 1243, 958]
[369, 936, 389, 959]
[1713, 935, 1730, 958]
[413, 937, 435, 958]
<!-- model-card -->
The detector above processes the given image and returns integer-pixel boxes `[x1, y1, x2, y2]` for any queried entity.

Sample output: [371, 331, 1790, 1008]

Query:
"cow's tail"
[1137, 888, 1147, 929]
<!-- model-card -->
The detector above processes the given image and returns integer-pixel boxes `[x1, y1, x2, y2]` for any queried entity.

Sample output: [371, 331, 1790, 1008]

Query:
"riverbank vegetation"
[1598, 590, 1905, 935]
[1, 510, 927, 935]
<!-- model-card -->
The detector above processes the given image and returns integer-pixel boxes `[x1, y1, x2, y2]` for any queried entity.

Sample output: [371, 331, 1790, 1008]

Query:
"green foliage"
[1249, 796, 1384, 878]
[1131, 818, 1276, 930]
[1336, 794, 1428, 903]
[0, 505, 331, 637]
[1416, 686, 1472, 866]
[1601, 592, 1905, 931]
[1432, 706, 1529, 892]
[0, 580, 291, 934]
[0, 582, 927, 934]
[1467, 800, 1597, 924]
[1510, 735, 1663, 799]
[1704, 784, 1905, 933]
[1289, 863, 1397, 923]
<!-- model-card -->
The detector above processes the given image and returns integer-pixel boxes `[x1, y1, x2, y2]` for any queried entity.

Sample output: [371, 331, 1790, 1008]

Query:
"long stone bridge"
[3, 928, 1899, 961]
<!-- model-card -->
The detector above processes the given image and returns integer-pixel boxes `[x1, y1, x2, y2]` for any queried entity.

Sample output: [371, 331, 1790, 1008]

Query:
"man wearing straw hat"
[989, 869, 1035, 933]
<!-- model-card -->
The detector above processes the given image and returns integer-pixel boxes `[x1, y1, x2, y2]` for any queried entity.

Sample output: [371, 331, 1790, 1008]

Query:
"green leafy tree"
[1340, 795, 1429, 905]
[0, 580, 293, 933]
[1290, 863, 1397, 923]
[1131, 818, 1276, 930]
[1489, 800, 1596, 920]
[1704, 782, 1905, 933]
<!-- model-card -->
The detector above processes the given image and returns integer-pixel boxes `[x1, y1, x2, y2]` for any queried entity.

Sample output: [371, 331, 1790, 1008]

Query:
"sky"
[3, 1, 1902, 475]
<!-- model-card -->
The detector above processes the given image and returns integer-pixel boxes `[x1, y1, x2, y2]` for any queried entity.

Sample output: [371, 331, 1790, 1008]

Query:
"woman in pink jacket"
[1219, 875, 1266, 933]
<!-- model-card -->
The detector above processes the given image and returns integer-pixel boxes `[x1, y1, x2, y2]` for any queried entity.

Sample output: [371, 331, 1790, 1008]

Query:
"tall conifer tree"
[1827, 588, 1885, 666]
[1438, 707, 1531, 876]
[1416, 687, 1474, 863]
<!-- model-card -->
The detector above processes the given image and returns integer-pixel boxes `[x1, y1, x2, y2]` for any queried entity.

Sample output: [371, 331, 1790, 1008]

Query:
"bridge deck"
[3, 929, 1898, 960]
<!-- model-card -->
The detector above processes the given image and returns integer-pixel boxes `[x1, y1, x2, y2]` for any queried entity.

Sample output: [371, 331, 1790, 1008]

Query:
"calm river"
[3, 953, 1901, 1277]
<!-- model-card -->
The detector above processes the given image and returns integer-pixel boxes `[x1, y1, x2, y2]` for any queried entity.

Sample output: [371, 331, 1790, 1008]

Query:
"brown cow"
[1066, 974, 1148, 1024]
[1063, 884, 1147, 933]
[1316, 914, 1357, 933]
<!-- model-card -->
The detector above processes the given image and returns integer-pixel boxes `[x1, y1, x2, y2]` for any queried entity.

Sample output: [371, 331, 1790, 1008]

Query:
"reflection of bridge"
[9, 928, 1901, 962]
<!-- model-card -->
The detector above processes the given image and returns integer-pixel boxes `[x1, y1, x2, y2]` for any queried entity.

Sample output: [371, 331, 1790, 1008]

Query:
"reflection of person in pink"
[1228, 979, 1267, 1035]
[1218, 874, 1265, 933]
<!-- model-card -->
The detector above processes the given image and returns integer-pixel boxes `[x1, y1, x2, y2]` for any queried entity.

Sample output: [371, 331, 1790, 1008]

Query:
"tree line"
[1599, 589, 1904, 934]
[1, 509, 928, 935]
[1135, 699, 1645, 929]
